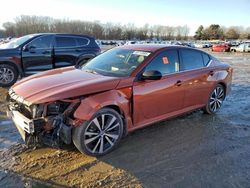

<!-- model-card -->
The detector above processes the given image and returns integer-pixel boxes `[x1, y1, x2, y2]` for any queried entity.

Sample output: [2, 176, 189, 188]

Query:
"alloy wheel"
[83, 113, 122, 155]
[209, 86, 225, 112]
[0, 67, 15, 84]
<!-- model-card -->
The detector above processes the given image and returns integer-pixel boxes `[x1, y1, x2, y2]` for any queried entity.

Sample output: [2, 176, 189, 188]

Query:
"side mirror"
[23, 45, 29, 52]
[23, 45, 36, 53]
[141, 70, 162, 80]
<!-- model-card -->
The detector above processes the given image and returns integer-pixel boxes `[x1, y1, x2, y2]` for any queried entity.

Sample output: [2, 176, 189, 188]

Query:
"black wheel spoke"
[92, 138, 101, 153]
[99, 137, 104, 153]
[104, 116, 116, 131]
[105, 135, 114, 147]
[84, 135, 99, 145]
[93, 117, 101, 131]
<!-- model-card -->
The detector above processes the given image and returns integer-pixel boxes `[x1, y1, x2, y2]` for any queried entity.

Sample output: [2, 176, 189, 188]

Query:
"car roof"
[118, 44, 195, 53]
[24, 33, 95, 39]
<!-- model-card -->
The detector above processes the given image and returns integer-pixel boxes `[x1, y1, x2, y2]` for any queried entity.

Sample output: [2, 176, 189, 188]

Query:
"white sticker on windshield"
[132, 51, 151, 56]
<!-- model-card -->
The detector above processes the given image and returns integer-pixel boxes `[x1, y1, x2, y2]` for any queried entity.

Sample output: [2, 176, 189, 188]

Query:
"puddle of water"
[0, 120, 21, 151]
[0, 170, 56, 188]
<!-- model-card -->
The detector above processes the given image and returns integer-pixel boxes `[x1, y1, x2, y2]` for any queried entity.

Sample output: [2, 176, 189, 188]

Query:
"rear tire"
[72, 108, 124, 156]
[78, 59, 89, 66]
[0, 64, 18, 87]
[203, 84, 225, 114]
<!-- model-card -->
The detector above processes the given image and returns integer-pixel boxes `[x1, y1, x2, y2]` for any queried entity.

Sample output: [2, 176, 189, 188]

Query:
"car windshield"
[0, 35, 35, 49]
[81, 48, 151, 77]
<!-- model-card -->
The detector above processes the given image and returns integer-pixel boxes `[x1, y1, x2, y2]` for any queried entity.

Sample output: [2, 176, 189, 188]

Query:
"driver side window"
[29, 35, 53, 49]
[145, 50, 179, 75]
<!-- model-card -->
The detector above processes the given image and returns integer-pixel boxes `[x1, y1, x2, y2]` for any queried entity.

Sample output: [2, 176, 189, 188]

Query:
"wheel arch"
[217, 81, 227, 98]
[105, 104, 123, 115]
[73, 90, 133, 133]
[0, 60, 23, 77]
[75, 54, 96, 66]
[103, 104, 128, 136]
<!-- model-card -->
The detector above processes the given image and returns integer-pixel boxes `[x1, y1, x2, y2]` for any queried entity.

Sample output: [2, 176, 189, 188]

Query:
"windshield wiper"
[85, 69, 98, 74]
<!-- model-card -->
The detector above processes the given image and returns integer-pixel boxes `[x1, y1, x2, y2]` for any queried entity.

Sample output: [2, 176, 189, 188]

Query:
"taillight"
[95, 48, 101, 54]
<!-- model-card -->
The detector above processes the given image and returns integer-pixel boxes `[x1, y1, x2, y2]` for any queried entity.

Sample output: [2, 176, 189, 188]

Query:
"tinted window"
[145, 50, 179, 75]
[76, 37, 89, 46]
[180, 49, 204, 71]
[202, 53, 210, 66]
[55, 37, 76, 48]
[29, 35, 53, 49]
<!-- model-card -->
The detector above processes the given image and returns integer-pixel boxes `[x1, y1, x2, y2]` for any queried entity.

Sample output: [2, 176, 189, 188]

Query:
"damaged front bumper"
[7, 90, 82, 147]
[8, 109, 73, 147]
[7, 110, 33, 141]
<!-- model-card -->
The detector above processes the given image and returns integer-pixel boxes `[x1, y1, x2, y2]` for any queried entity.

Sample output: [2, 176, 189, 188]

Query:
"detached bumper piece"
[7, 110, 42, 141]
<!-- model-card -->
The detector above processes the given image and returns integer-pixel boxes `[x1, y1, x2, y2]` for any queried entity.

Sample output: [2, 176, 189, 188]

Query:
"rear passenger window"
[76, 37, 89, 46]
[145, 50, 179, 75]
[55, 37, 76, 48]
[202, 53, 210, 66]
[180, 49, 204, 71]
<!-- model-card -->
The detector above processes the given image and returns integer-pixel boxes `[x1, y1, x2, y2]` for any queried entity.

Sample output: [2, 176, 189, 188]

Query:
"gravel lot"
[0, 51, 250, 187]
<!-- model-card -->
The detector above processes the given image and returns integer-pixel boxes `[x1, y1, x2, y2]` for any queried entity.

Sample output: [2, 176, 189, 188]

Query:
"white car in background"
[194, 43, 206, 48]
[124, 41, 137, 45]
[231, 43, 250, 52]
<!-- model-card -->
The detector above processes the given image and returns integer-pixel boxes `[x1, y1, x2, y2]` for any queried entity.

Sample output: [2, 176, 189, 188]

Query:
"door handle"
[75, 49, 83, 52]
[175, 80, 182, 86]
[209, 70, 214, 76]
[42, 50, 51, 54]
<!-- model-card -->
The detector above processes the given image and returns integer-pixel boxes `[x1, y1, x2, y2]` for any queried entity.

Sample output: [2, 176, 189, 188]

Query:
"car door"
[238, 44, 245, 52]
[22, 35, 53, 76]
[133, 49, 185, 128]
[247, 43, 250, 52]
[179, 49, 215, 108]
[54, 36, 78, 68]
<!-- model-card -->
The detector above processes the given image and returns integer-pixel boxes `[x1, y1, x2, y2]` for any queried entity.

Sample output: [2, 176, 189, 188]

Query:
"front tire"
[0, 64, 18, 87]
[203, 84, 225, 114]
[72, 108, 124, 156]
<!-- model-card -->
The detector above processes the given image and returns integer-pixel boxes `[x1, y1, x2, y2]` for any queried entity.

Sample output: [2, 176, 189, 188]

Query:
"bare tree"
[2, 15, 249, 40]
[225, 27, 240, 39]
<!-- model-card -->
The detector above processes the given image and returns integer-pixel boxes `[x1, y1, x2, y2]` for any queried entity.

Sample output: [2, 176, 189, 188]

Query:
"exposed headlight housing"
[47, 101, 70, 116]
[8, 89, 32, 107]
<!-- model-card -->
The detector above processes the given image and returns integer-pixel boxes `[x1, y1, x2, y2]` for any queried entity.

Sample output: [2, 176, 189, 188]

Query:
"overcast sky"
[0, 0, 249, 35]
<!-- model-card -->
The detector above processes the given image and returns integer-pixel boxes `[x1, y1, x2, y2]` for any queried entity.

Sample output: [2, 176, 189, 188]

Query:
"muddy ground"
[0, 51, 250, 187]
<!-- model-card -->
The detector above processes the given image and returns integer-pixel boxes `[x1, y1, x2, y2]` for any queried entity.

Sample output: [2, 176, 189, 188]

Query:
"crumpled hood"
[12, 67, 121, 104]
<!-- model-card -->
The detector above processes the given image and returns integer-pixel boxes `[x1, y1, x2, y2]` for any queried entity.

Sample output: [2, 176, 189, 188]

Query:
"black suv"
[0, 33, 101, 87]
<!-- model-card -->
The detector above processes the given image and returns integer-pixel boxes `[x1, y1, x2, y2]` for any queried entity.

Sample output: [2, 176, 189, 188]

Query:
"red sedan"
[212, 43, 231, 52]
[8, 45, 233, 156]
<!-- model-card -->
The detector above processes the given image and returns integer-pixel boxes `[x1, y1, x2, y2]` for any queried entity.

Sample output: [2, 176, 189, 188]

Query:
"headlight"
[31, 104, 44, 118]
[47, 101, 70, 116]
[8, 89, 32, 106]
